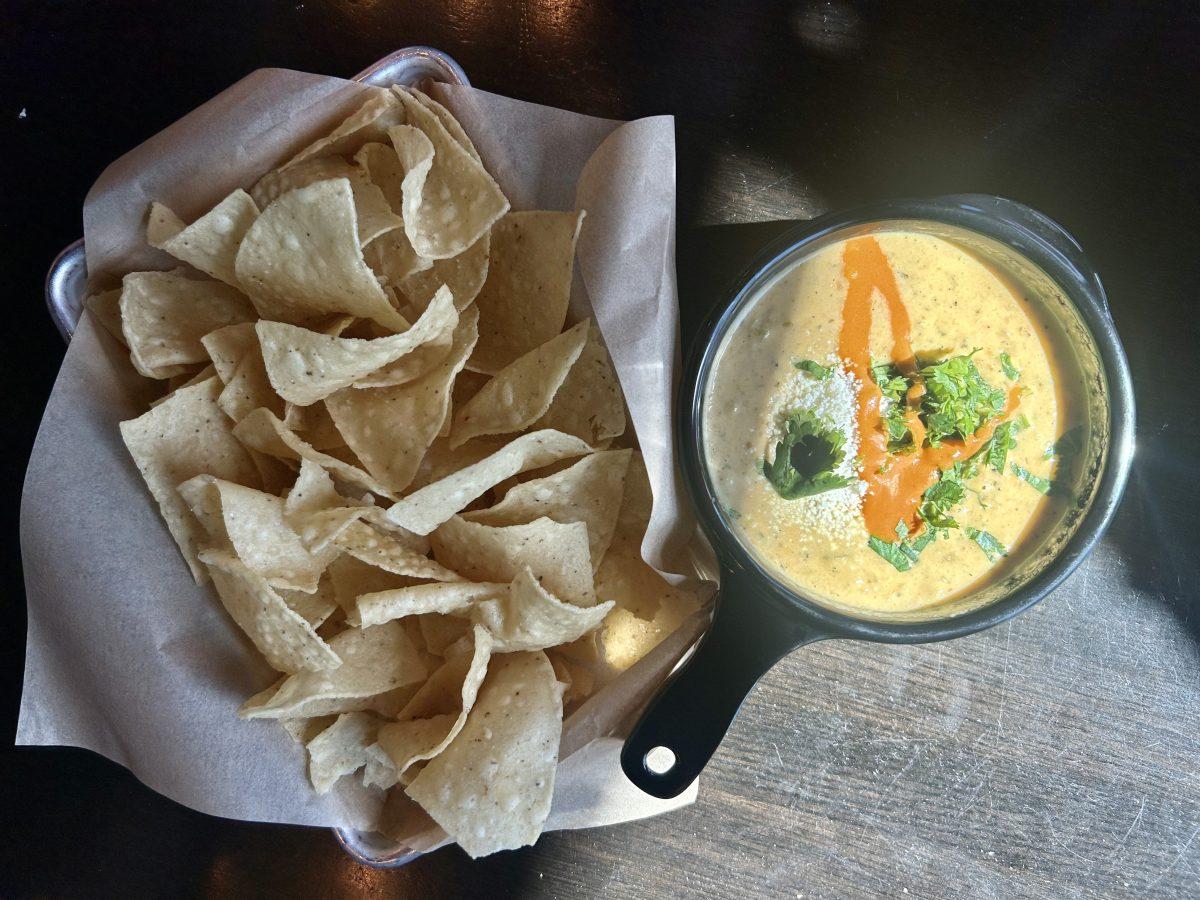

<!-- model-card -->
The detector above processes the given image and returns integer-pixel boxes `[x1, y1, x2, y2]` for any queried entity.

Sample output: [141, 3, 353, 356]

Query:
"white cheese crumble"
[763, 357, 866, 542]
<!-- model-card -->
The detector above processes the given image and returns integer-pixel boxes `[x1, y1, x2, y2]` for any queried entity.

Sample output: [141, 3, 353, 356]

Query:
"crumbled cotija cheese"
[763, 357, 866, 542]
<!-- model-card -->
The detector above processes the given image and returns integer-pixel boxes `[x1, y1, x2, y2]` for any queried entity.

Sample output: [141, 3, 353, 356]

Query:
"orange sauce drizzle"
[839, 237, 1020, 539]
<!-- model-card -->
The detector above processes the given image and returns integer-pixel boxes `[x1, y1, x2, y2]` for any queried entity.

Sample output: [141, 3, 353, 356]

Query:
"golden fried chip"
[473, 568, 613, 652]
[333, 520, 462, 583]
[279, 573, 338, 628]
[328, 555, 426, 621]
[463, 448, 630, 571]
[200, 549, 341, 673]
[284, 88, 406, 169]
[405, 650, 562, 858]
[216, 344, 284, 423]
[281, 459, 369, 551]
[378, 625, 493, 777]
[431, 516, 595, 606]
[450, 320, 589, 447]
[257, 285, 457, 405]
[84, 287, 127, 347]
[234, 178, 408, 330]
[357, 581, 506, 627]
[398, 230, 489, 314]
[119, 377, 260, 581]
[470, 210, 585, 373]
[409, 87, 480, 161]
[388, 88, 509, 259]
[233, 407, 395, 499]
[250, 158, 403, 246]
[120, 270, 255, 379]
[239, 621, 426, 719]
[325, 305, 478, 494]
[200, 321, 258, 383]
[305, 711, 392, 794]
[534, 323, 626, 444]
[387, 429, 591, 535]
[283, 401, 346, 451]
[147, 189, 259, 286]
[182, 475, 337, 593]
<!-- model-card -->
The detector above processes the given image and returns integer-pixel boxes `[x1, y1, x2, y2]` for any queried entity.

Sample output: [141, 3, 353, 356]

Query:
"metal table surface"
[3, 2, 1197, 897]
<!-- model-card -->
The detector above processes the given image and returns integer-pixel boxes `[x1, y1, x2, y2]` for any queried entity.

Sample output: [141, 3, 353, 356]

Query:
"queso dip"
[703, 230, 1085, 613]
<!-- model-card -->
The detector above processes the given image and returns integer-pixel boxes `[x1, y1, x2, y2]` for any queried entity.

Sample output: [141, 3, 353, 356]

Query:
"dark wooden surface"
[4, 2, 1199, 896]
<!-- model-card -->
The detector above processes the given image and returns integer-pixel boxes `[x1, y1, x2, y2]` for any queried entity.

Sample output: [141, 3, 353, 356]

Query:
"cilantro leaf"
[1011, 463, 1053, 494]
[761, 410, 853, 500]
[868, 535, 913, 571]
[919, 354, 1007, 446]
[794, 359, 833, 380]
[965, 527, 1007, 561]
[1000, 352, 1020, 380]
[984, 418, 1023, 473]
[907, 529, 940, 554]
[918, 471, 966, 529]
[871, 361, 913, 451]
[894, 519, 909, 540]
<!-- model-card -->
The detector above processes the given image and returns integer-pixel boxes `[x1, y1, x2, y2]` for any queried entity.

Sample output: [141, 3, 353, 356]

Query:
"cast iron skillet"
[620, 195, 1136, 800]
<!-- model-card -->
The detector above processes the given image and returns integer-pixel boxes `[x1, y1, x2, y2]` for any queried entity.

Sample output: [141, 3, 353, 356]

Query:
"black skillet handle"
[620, 567, 827, 799]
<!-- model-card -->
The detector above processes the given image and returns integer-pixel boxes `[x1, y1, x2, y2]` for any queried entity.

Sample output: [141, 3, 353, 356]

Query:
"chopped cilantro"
[868, 535, 914, 571]
[761, 409, 852, 500]
[894, 519, 909, 540]
[965, 527, 1007, 561]
[725, 506, 741, 520]
[919, 354, 1006, 446]
[918, 471, 966, 529]
[869, 526, 945, 571]
[1000, 352, 1020, 380]
[794, 359, 833, 380]
[984, 418, 1024, 473]
[1011, 463, 1053, 494]
[871, 361, 913, 451]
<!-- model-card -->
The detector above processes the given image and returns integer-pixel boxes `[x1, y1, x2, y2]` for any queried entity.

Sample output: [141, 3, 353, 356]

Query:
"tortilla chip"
[281, 459, 369, 551]
[409, 87, 480, 161]
[84, 288, 128, 347]
[449, 319, 589, 447]
[473, 568, 613, 653]
[305, 711, 391, 794]
[119, 270, 255, 379]
[257, 285, 457, 405]
[251, 157, 402, 246]
[147, 189, 260, 286]
[216, 345, 284, 423]
[183, 476, 337, 593]
[464, 449, 631, 569]
[201, 321, 258, 383]
[378, 625, 493, 776]
[325, 306, 478, 494]
[234, 178, 408, 330]
[281, 714, 337, 746]
[600, 591, 704, 672]
[200, 549, 341, 673]
[284, 88, 406, 169]
[328, 555, 426, 620]
[351, 322, 455, 390]
[232, 407, 395, 499]
[405, 650, 562, 858]
[239, 621, 426, 719]
[534, 323, 626, 444]
[279, 573, 338, 628]
[283, 401, 345, 451]
[363, 228, 431, 288]
[333, 520, 462, 583]
[398, 230, 490, 314]
[149, 364, 216, 409]
[470, 210, 585, 373]
[388, 89, 508, 259]
[431, 516, 595, 607]
[387, 429, 591, 535]
[357, 581, 506, 627]
[119, 377, 260, 581]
